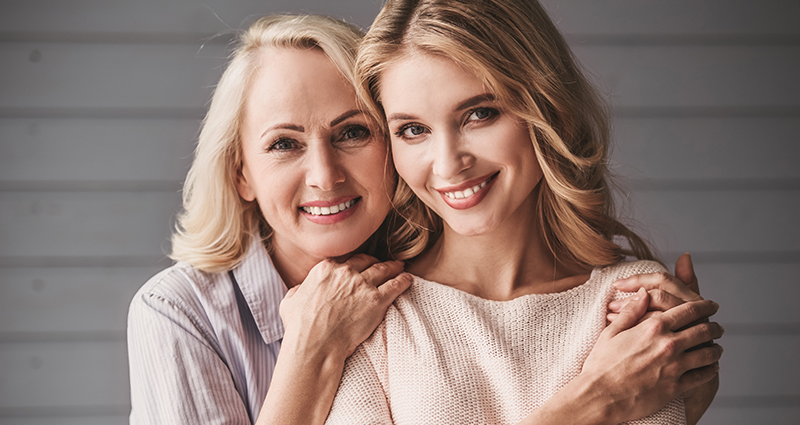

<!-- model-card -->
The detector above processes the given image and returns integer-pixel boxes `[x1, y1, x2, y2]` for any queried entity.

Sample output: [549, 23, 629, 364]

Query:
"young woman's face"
[380, 52, 543, 236]
[237, 47, 393, 260]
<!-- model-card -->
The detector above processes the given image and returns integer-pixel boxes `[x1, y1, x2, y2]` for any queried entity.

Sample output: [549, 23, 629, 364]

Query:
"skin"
[380, 51, 723, 424]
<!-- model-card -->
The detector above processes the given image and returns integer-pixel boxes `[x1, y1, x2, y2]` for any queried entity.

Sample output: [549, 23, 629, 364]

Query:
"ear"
[235, 164, 256, 202]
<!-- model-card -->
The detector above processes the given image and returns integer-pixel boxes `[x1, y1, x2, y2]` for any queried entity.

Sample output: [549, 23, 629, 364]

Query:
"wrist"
[532, 373, 618, 425]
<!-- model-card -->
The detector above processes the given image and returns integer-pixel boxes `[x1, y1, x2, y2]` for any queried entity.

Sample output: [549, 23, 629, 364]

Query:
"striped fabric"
[127, 237, 286, 424]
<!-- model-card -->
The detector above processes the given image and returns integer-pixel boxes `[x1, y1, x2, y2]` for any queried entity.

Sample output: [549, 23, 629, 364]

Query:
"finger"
[609, 289, 685, 313]
[675, 252, 701, 296]
[613, 272, 701, 303]
[375, 273, 414, 307]
[605, 287, 649, 335]
[343, 253, 381, 273]
[674, 321, 725, 352]
[680, 343, 724, 372]
[607, 309, 662, 323]
[678, 363, 720, 394]
[660, 299, 719, 331]
[360, 260, 405, 286]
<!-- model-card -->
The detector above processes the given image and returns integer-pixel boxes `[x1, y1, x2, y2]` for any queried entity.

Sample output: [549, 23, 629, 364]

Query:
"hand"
[606, 254, 721, 425]
[279, 254, 413, 360]
[582, 288, 724, 424]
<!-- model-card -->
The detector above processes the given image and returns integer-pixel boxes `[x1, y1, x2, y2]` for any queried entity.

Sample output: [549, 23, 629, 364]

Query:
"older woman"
[128, 12, 718, 425]
[128, 15, 412, 424]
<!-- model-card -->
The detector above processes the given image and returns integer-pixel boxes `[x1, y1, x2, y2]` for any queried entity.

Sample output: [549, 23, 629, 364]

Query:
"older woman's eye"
[342, 125, 369, 141]
[395, 124, 428, 139]
[268, 138, 297, 151]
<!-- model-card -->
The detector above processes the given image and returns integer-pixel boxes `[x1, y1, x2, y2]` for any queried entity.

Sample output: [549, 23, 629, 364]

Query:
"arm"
[256, 255, 412, 425]
[519, 288, 723, 425]
[128, 291, 253, 424]
[610, 253, 720, 424]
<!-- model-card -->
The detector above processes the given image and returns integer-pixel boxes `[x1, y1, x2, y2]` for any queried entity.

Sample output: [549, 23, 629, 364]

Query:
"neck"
[410, 197, 590, 300]
[268, 237, 357, 289]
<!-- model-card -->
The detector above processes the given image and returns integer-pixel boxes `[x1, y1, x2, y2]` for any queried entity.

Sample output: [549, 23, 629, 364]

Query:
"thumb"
[675, 252, 700, 295]
[607, 287, 649, 335]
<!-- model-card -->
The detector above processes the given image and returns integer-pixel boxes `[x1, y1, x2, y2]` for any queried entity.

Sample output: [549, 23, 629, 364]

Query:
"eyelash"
[393, 107, 499, 140]
[266, 124, 370, 152]
[267, 138, 297, 152]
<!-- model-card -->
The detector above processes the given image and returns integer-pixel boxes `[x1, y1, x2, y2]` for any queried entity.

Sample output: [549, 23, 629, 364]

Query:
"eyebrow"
[261, 123, 304, 139]
[455, 93, 496, 111]
[330, 109, 363, 127]
[386, 93, 497, 123]
[259, 109, 363, 139]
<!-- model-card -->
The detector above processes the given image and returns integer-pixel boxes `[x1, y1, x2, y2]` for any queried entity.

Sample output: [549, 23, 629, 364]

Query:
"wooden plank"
[1, 116, 795, 185]
[0, 191, 180, 259]
[0, 42, 226, 110]
[541, 0, 800, 38]
[0, 0, 383, 35]
[621, 189, 800, 254]
[2, 0, 797, 38]
[702, 407, 800, 425]
[0, 417, 128, 425]
[0, 334, 794, 410]
[0, 118, 197, 184]
[1, 262, 797, 336]
[650, 262, 800, 328]
[2, 43, 797, 111]
[572, 45, 800, 109]
[717, 334, 800, 398]
[611, 117, 800, 181]
[0, 341, 128, 409]
[0, 266, 162, 335]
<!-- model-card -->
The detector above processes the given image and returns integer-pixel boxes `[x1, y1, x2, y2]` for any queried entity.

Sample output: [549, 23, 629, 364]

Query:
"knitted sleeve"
[326, 324, 393, 424]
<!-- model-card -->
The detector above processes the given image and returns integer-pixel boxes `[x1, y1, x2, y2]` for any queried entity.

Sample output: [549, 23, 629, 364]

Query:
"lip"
[299, 196, 360, 224]
[435, 172, 498, 210]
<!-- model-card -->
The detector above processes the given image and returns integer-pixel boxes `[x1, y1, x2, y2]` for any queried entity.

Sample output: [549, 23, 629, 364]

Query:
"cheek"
[391, 141, 426, 188]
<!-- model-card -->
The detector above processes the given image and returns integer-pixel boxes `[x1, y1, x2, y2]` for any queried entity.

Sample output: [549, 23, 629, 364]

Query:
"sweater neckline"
[410, 267, 603, 305]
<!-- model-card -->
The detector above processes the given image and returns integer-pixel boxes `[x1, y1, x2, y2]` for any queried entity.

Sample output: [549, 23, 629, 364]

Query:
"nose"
[431, 131, 475, 180]
[305, 143, 345, 191]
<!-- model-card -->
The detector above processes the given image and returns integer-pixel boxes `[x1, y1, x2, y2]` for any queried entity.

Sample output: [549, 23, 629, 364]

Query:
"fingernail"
[720, 324, 725, 334]
[633, 287, 646, 300]
[612, 278, 627, 288]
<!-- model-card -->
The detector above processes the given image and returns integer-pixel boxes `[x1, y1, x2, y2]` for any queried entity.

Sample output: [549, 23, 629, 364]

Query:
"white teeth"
[301, 200, 355, 216]
[443, 178, 490, 200]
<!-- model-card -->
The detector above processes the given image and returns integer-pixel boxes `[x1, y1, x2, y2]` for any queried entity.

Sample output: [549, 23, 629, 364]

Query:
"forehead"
[379, 52, 488, 112]
[245, 47, 358, 124]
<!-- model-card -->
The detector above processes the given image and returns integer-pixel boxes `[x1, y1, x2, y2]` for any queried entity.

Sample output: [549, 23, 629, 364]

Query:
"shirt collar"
[231, 236, 287, 345]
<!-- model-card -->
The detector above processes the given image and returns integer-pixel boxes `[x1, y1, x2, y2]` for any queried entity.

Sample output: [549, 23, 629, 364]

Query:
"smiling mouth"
[300, 198, 360, 216]
[441, 173, 497, 200]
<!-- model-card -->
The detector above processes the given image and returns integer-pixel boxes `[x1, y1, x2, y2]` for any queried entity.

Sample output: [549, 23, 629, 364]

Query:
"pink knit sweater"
[326, 260, 686, 424]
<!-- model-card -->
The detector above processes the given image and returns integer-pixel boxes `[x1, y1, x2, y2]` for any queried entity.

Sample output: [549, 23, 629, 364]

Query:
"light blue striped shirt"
[128, 238, 286, 424]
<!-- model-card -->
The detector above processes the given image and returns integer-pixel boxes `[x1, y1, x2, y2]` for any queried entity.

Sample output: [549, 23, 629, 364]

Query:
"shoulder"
[594, 259, 667, 283]
[127, 261, 231, 340]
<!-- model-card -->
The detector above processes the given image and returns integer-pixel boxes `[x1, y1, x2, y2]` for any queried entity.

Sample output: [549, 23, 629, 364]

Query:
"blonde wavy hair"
[170, 15, 367, 273]
[357, 0, 656, 268]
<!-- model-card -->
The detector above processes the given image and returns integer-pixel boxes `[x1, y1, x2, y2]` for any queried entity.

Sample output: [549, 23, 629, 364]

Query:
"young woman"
[326, 0, 723, 424]
[128, 10, 718, 425]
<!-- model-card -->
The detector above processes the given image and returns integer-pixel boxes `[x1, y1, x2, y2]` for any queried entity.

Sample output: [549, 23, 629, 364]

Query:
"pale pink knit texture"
[327, 260, 686, 425]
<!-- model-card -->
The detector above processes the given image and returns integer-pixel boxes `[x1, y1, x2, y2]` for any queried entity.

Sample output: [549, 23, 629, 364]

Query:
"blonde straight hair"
[170, 15, 365, 273]
[357, 0, 657, 268]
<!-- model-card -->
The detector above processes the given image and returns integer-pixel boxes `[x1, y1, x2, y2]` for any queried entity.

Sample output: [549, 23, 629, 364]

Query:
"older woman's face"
[237, 47, 393, 260]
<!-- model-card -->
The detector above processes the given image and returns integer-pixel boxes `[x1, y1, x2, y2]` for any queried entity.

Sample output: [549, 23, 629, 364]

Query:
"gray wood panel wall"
[1, 0, 797, 423]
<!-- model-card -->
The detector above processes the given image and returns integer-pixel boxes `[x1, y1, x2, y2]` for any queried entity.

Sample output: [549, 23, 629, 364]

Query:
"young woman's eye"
[268, 138, 297, 152]
[395, 124, 428, 139]
[467, 108, 496, 122]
